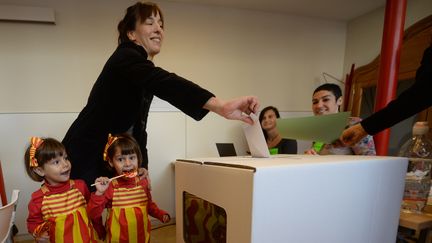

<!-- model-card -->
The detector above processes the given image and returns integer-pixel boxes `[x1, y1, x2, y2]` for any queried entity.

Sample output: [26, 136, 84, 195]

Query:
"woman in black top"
[63, 2, 259, 187]
[259, 106, 297, 154]
[340, 44, 432, 146]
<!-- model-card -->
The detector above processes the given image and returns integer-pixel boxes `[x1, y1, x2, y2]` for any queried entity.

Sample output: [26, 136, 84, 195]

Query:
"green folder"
[276, 112, 350, 143]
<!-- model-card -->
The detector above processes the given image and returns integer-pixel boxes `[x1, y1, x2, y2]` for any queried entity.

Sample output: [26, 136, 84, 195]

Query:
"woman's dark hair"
[105, 133, 143, 168]
[313, 83, 342, 101]
[24, 138, 66, 182]
[117, 2, 164, 45]
[259, 106, 281, 140]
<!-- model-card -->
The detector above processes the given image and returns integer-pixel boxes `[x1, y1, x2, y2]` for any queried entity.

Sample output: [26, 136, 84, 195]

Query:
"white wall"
[0, 0, 347, 112]
[0, 0, 341, 237]
[157, 1, 347, 111]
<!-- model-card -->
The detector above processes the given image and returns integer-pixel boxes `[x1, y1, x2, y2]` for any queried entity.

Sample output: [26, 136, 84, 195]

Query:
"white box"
[175, 155, 407, 243]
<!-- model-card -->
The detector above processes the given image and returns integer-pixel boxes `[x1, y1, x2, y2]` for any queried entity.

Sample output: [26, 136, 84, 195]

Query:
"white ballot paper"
[242, 113, 270, 158]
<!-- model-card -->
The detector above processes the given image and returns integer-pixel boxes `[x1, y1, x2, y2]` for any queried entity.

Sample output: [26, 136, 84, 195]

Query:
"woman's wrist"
[358, 124, 368, 137]
[203, 97, 225, 115]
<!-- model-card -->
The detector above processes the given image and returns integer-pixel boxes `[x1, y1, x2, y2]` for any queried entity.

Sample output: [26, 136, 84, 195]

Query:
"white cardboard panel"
[175, 155, 407, 243]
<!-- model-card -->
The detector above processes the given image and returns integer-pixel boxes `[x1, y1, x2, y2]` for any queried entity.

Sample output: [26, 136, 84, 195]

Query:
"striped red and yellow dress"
[88, 177, 168, 243]
[27, 180, 99, 243]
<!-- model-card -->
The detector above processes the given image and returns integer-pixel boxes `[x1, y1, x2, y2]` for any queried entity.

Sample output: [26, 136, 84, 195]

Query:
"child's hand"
[138, 167, 149, 180]
[304, 148, 318, 155]
[138, 168, 151, 190]
[94, 177, 110, 195]
[162, 214, 171, 223]
[331, 139, 344, 148]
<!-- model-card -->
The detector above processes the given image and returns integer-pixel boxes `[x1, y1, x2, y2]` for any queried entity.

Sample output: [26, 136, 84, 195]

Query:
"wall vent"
[0, 5, 55, 24]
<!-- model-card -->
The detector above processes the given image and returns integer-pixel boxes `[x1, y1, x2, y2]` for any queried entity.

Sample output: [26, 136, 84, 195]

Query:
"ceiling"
[165, 0, 386, 21]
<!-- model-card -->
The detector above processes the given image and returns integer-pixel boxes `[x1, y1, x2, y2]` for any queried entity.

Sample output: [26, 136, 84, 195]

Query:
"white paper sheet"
[242, 113, 270, 158]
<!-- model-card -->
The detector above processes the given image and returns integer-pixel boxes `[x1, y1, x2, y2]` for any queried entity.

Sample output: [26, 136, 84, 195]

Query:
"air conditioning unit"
[0, 5, 55, 24]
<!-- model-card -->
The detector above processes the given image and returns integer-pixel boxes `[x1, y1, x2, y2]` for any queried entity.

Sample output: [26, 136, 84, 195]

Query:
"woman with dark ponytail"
[259, 106, 297, 154]
[63, 2, 260, 188]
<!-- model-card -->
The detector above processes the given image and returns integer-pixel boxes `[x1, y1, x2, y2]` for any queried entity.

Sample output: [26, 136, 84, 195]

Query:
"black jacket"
[361, 44, 432, 135]
[63, 41, 214, 186]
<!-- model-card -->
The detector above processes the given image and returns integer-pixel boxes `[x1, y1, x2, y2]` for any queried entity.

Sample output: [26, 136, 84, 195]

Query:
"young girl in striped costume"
[88, 133, 170, 242]
[25, 137, 99, 242]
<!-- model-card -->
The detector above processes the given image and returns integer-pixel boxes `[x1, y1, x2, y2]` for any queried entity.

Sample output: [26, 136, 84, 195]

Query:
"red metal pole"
[374, 0, 407, 155]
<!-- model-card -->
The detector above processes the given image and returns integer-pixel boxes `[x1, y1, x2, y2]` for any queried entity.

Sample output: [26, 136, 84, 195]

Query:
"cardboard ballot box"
[175, 155, 407, 243]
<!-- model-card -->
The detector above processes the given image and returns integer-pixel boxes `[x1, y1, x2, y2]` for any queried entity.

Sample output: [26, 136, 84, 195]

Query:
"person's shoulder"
[30, 187, 44, 201]
[138, 177, 150, 189]
[73, 179, 87, 187]
[108, 42, 150, 68]
[116, 42, 148, 57]
[424, 44, 432, 56]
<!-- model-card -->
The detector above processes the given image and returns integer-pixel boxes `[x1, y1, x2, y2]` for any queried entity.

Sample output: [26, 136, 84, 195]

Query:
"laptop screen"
[215, 143, 237, 157]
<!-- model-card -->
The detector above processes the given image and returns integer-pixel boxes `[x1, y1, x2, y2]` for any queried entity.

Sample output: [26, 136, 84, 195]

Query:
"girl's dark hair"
[105, 133, 143, 167]
[24, 138, 66, 182]
[117, 2, 164, 45]
[259, 106, 281, 140]
[313, 83, 342, 101]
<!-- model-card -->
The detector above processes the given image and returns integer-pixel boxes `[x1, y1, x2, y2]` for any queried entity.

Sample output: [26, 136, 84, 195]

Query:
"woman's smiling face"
[312, 90, 341, 115]
[261, 109, 278, 131]
[128, 12, 164, 59]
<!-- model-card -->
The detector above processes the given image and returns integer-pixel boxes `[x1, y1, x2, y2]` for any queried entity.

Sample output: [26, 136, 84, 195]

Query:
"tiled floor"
[151, 223, 176, 243]
[16, 224, 176, 243]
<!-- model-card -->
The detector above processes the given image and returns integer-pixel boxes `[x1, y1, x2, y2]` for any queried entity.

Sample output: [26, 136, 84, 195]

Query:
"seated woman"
[259, 106, 297, 154]
[305, 83, 376, 155]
